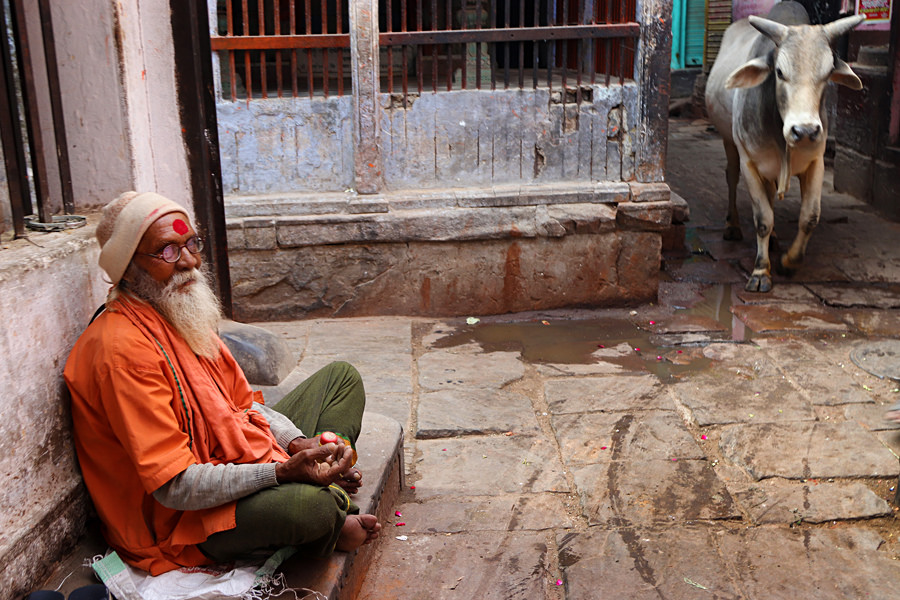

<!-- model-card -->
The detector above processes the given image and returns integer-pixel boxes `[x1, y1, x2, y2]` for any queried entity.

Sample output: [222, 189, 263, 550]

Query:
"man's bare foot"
[335, 467, 362, 494]
[335, 514, 381, 552]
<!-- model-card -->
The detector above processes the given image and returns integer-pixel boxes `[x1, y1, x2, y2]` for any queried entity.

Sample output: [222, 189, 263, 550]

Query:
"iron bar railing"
[211, 0, 638, 103]
[0, 0, 74, 238]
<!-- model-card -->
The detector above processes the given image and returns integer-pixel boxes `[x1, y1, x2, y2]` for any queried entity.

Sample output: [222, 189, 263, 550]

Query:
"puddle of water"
[433, 284, 747, 382]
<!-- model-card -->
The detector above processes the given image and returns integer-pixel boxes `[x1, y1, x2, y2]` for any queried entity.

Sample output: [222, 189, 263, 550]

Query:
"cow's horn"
[749, 16, 789, 45]
[823, 14, 865, 43]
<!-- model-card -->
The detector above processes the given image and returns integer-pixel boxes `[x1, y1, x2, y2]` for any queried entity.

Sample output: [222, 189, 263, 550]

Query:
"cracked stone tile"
[416, 388, 540, 439]
[718, 421, 900, 480]
[412, 435, 569, 498]
[544, 374, 670, 414]
[729, 478, 893, 524]
[570, 459, 739, 526]
[551, 411, 704, 466]
[418, 349, 524, 392]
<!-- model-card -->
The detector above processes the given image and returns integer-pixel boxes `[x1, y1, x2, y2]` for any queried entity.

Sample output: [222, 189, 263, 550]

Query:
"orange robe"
[64, 296, 289, 574]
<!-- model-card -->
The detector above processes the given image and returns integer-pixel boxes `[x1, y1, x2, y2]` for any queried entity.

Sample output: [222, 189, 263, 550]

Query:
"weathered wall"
[226, 182, 670, 320]
[216, 85, 640, 195]
[217, 98, 356, 195]
[0, 225, 107, 600]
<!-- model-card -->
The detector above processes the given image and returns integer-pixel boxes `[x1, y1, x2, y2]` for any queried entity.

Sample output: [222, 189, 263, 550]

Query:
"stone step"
[34, 412, 403, 600]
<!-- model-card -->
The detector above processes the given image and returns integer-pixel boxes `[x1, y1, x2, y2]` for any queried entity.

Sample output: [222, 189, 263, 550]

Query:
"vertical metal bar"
[489, 0, 496, 90]
[604, 0, 611, 85]
[401, 0, 408, 107]
[258, 0, 267, 98]
[517, 0, 524, 89]
[386, 0, 394, 94]
[445, 0, 452, 91]
[227, 0, 237, 100]
[290, 0, 297, 97]
[588, 0, 596, 85]
[243, 0, 252, 99]
[10, 0, 50, 223]
[274, 0, 283, 97]
[430, 0, 437, 93]
[305, 0, 313, 98]
[476, 0, 483, 90]
[459, 0, 466, 90]
[546, 0, 553, 93]
[37, 0, 73, 213]
[532, 0, 538, 89]
[502, 0, 509, 88]
[0, 0, 29, 237]
[321, 0, 329, 98]
[561, 0, 568, 98]
[416, 0, 423, 95]
[337, 0, 344, 96]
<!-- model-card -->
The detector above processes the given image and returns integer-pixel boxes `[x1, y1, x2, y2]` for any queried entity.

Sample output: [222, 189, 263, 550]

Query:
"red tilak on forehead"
[173, 219, 188, 235]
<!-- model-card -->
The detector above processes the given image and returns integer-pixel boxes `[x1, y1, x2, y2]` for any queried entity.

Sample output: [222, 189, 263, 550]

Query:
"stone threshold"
[225, 181, 673, 250]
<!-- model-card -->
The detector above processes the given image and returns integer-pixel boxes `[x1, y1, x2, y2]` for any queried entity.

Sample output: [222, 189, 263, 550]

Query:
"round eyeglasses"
[139, 236, 204, 263]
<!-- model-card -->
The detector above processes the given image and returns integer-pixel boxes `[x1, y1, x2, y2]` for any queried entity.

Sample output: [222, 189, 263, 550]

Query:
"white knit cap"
[97, 191, 189, 284]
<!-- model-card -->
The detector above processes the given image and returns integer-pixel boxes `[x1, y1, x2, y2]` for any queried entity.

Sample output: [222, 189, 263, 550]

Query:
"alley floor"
[37, 118, 900, 599]
[267, 117, 900, 599]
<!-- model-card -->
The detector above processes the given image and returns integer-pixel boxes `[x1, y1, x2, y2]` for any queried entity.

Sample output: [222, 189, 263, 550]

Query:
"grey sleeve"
[152, 462, 279, 511]
[253, 401, 306, 449]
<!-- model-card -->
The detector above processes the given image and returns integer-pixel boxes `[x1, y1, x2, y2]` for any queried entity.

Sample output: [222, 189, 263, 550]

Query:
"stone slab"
[842, 308, 900, 337]
[735, 283, 820, 305]
[806, 283, 900, 309]
[387, 493, 576, 534]
[357, 531, 553, 600]
[718, 422, 900, 480]
[672, 373, 816, 426]
[571, 459, 739, 526]
[412, 436, 569, 498]
[544, 375, 670, 414]
[417, 349, 525, 392]
[416, 388, 540, 439]
[551, 411, 704, 466]
[715, 527, 900, 600]
[756, 338, 874, 406]
[732, 303, 848, 333]
[843, 401, 900, 431]
[558, 526, 740, 599]
[730, 479, 893, 524]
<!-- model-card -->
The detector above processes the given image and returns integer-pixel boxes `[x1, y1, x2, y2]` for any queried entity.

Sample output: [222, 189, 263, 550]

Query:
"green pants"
[199, 361, 365, 562]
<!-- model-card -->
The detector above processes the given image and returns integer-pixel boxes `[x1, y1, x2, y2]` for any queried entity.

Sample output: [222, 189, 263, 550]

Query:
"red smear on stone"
[173, 219, 189, 235]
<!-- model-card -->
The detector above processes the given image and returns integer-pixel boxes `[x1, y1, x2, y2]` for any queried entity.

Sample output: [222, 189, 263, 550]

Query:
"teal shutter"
[671, 0, 685, 69]
[684, 0, 706, 67]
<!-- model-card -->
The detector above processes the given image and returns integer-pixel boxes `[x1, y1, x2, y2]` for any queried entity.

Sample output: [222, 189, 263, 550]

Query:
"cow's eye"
[775, 68, 785, 80]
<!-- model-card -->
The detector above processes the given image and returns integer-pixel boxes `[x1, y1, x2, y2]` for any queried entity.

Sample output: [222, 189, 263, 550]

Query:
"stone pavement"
[257, 118, 900, 599]
[36, 118, 900, 599]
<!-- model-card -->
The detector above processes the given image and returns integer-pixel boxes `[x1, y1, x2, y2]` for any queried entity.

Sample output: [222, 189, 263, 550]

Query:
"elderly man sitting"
[64, 191, 381, 575]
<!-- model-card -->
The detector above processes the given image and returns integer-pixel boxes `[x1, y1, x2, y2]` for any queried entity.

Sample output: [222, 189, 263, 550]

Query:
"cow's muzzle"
[788, 123, 822, 144]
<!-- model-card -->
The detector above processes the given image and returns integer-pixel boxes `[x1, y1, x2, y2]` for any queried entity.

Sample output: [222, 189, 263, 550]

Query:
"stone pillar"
[636, 0, 672, 183]
[454, 0, 492, 88]
[351, 0, 382, 194]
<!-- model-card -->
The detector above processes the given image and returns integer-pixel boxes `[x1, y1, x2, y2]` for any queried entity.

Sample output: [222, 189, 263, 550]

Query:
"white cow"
[705, 1, 864, 292]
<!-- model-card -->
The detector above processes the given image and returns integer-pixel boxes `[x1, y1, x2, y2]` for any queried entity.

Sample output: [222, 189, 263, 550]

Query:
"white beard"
[123, 265, 223, 359]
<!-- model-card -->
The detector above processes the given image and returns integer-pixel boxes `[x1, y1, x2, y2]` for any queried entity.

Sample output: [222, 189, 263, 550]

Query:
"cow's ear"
[831, 58, 863, 90]
[726, 58, 771, 89]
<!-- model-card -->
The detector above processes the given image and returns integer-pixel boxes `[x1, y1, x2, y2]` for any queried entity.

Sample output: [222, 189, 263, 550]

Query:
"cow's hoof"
[723, 226, 743, 241]
[745, 274, 773, 293]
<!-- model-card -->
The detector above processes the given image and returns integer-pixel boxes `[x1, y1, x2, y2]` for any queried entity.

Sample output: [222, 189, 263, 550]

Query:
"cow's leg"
[780, 158, 823, 275]
[723, 140, 743, 241]
[743, 162, 775, 292]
